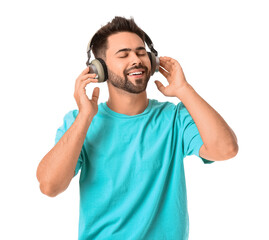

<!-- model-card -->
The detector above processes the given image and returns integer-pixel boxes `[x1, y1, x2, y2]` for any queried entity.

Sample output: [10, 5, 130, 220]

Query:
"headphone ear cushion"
[147, 52, 159, 76]
[91, 58, 108, 82]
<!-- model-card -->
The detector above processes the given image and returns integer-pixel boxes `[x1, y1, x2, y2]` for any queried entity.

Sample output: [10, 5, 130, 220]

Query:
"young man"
[36, 17, 238, 240]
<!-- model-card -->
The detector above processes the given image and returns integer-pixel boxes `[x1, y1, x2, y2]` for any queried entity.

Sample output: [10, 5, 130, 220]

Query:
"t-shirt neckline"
[101, 99, 153, 119]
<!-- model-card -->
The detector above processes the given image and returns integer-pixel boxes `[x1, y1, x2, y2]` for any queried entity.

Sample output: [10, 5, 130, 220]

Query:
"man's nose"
[130, 52, 142, 65]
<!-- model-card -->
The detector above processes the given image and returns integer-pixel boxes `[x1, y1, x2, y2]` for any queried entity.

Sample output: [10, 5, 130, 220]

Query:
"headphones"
[86, 32, 160, 82]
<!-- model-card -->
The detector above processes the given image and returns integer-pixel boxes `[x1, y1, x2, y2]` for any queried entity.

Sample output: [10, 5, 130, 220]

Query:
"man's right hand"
[74, 67, 100, 117]
[37, 67, 100, 197]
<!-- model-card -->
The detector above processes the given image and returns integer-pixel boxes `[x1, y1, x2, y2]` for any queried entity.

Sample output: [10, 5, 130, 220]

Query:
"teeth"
[128, 72, 142, 76]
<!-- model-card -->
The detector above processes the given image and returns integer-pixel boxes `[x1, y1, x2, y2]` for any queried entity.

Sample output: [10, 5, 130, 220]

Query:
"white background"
[1, 0, 268, 239]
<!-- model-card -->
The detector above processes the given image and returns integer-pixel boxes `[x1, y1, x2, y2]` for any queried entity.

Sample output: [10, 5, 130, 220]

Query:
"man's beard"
[107, 64, 151, 94]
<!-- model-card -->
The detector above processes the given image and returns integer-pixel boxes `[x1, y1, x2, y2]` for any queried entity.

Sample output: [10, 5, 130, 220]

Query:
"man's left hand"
[155, 56, 189, 98]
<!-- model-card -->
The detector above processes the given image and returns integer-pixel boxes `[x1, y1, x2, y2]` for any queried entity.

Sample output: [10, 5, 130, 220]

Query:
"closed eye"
[118, 54, 128, 58]
[137, 53, 147, 56]
[118, 54, 146, 58]
[118, 51, 147, 58]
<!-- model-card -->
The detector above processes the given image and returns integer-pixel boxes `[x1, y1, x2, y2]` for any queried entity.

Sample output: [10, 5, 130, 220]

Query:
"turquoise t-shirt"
[55, 99, 213, 240]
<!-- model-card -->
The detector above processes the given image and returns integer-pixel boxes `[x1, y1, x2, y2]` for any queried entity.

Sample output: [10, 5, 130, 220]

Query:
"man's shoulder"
[150, 99, 178, 112]
[148, 99, 182, 123]
[63, 109, 79, 121]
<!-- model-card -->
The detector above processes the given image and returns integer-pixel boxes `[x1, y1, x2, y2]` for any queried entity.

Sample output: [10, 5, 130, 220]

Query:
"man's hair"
[91, 16, 145, 59]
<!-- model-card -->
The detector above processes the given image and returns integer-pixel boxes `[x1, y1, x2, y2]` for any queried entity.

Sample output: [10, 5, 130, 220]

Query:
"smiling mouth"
[127, 71, 145, 78]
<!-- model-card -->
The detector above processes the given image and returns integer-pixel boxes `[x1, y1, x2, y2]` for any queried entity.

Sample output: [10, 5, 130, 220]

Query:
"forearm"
[37, 112, 94, 197]
[176, 83, 238, 155]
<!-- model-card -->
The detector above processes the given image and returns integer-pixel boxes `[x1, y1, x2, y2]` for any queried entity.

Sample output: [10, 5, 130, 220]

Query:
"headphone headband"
[144, 33, 158, 56]
[86, 31, 158, 62]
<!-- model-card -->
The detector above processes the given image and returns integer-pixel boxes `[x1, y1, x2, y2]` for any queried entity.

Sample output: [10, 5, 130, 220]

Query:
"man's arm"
[154, 56, 238, 161]
[36, 67, 100, 197]
[175, 84, 238, 160]
[36, 112, 94, 197]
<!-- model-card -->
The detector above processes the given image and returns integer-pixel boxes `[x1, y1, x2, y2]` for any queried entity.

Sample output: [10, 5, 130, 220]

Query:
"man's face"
[105, 32, 151, 94]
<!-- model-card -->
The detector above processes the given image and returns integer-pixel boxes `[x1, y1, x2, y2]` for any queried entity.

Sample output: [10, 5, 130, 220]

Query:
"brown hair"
[91, 16, 145, 59]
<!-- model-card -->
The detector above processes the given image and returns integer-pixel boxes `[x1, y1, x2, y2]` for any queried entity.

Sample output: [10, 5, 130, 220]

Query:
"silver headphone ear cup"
[155, 56, 160, 73]
[147, 52, 159, 76]
[91, 59, 106, 82]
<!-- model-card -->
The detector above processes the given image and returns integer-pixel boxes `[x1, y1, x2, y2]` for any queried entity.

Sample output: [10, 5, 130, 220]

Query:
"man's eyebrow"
[115, 46, 146, 55]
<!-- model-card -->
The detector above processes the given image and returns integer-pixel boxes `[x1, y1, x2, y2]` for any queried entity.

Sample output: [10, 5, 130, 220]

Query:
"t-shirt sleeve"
[177, 102, 214, 164]
[55, 110, 84, 176]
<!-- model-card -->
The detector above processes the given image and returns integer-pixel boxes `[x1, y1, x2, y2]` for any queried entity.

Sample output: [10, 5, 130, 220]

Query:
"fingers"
[80, 78, 99, 88]
[160, 57, 173, 69]
[154, 80, 165, 94]
[74, 69, 100, 107]
[91, 87, 100, 104]
[159, 66, 170, 78]
[160, 56, 178, 63]
[74, 68, 101, 115]
[80, 66, 91, 76]
[80, 73, 98, 81]
[160, 56, 181, 71]
[75, 72, 98, 89]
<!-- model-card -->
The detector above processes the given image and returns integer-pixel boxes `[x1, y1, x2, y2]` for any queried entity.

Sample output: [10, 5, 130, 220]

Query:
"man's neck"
[106, 84, 149, 116]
